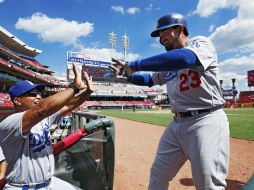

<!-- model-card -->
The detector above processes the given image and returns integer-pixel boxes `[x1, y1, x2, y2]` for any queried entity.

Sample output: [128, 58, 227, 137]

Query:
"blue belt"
[21, 178, 51, 190]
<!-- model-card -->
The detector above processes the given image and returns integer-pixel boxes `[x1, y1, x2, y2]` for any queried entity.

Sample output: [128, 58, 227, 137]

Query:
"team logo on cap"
[26, 80, 35, 85]
[156, 22, 160, 29]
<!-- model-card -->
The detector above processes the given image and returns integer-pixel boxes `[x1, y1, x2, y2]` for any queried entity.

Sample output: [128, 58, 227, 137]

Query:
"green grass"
[98, 108, 254, 141]
[224, 108, 254, 140]
[98, 109, 173, 126]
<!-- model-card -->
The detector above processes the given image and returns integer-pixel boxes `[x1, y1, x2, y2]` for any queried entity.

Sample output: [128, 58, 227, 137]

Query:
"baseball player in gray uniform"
[112, 13, 230, 190]
[0, 64, 93, 189]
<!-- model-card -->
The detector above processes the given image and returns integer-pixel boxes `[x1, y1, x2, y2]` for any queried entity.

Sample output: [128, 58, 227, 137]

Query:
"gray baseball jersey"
[148, 35, 229, 190]
[0, 146, 5, 162]
[0, 111, 60, 185]
[151, 36, 225, 113]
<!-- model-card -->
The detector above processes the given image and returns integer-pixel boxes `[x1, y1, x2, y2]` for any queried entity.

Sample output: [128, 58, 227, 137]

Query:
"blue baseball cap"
[8, 80, 45, 99]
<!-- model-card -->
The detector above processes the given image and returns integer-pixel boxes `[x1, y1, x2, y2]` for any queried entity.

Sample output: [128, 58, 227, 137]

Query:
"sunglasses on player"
[19, 91, 42, 98]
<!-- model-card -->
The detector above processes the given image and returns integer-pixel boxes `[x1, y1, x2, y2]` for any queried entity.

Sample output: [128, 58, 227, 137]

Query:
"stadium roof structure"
[0, 26, 41, 57]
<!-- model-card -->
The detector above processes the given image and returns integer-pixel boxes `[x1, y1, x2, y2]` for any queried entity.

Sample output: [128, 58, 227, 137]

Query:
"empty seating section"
[82, 66, 107, 79]
[238, 91, 254, 103]
[94, 84, 147, 97]
[80, 100, 154, 108]
[0, 57, 57, 85]
[0, 46, 49, 72]
[0, 57, 36, 77]
[0, 56, 62, 86]
[0, 44, 156, 110]
[82, 101, 101, 106]
[115, 101, 133, 106]
[0, 73, 19, 82]
[0, 93, 13, 109]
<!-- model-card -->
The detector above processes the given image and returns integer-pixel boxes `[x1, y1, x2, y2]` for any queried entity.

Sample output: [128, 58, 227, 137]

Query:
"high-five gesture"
[111, 58, 134, 76]
[72, 64, 94, 93]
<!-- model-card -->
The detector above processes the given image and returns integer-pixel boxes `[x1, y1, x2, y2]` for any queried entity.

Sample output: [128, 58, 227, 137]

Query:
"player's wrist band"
[68, 82, 80, 94]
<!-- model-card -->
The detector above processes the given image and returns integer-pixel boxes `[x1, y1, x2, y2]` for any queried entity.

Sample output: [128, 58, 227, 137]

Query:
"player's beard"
[165, 44, 174, 51]
[163, 36, 179, 51]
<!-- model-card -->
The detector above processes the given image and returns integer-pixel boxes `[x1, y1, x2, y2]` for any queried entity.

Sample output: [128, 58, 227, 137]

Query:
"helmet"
[151, 13, 188, 37]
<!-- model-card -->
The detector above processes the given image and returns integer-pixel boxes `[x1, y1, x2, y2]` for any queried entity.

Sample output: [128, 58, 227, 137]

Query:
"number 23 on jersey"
[179, 69, 201, 92]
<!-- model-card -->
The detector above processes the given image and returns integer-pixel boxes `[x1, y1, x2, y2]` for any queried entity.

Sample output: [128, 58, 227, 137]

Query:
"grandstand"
[0, 26, 166, 115]
[0, 26, 69, 117]
[1, 26, 254, 113]
[238, 91, 254, 107]
[66, 53, 164, 109]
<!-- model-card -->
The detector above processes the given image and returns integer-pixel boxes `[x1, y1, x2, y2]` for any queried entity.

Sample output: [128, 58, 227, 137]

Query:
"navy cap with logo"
[8, 80, 45, 99]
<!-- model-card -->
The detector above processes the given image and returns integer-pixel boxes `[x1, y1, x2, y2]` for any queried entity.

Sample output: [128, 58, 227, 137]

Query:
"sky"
[0, 0, 254, 92]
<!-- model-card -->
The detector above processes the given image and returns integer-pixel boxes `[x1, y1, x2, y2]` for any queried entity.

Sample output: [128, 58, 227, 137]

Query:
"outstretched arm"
[22, 64, 87, 134]
[59, 69, 94, 116]
[112, 48, 200, 73]
[127, 73, 154, 87]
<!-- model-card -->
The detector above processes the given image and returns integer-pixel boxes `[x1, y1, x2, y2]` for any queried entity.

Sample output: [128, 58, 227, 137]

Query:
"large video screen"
[66, 51, 111, 81]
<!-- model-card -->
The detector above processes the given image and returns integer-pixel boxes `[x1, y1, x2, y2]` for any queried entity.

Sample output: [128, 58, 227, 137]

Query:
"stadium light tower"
[109, 32, 117, 58]
[122, 34, 129, 62]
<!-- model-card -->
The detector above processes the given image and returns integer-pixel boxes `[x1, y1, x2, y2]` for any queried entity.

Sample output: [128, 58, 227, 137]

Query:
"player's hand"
[111, 58, 134, 76]
[72, 64, 94, 93]
[82, 71, 94, 93]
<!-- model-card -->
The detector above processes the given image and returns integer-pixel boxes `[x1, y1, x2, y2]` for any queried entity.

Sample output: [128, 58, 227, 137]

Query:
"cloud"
[111, 6, 125, 14]
[194, 0, 239, 17]
[127, 7, 140, 15]
[203, 0, 254, 91]
[0, 0, 5, 3]
[209, 0, 254, 53]
[218, 53, 254, 91]
[150, 43, 161, 48]
[145, 4, 160, 11]
[111, 5, 140, 15]
[208, 25, 215, 32]
[150, 38, 161, 48]
[15, 12, 94, 47]
[219, 54, 254, 74]
[218, 71, 247, 91]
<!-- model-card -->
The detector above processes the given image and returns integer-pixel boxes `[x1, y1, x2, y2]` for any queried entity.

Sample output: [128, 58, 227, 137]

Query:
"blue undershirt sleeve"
[127, 73, 154, 87]
[128, 48, 200, 72]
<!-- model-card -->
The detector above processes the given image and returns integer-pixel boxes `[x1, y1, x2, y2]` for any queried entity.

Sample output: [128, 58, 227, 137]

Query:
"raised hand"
[111, 58, 134, 76]
[82, 71, 94, 93]
[72, 64, 94, 93]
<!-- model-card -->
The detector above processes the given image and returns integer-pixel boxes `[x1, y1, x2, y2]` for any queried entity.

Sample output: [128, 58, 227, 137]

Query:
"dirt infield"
[112, 117, 254, 190]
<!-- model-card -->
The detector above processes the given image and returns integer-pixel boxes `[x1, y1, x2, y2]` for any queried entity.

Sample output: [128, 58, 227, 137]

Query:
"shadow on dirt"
[179, 178, 245, 190]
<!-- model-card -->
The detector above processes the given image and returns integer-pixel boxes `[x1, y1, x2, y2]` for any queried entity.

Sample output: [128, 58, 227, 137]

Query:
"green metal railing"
[242, 173, 254, 190]
[54, 111, 115, 190]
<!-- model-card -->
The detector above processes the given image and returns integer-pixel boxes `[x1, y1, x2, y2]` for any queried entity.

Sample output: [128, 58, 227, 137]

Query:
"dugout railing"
[53, 111, 115, 190]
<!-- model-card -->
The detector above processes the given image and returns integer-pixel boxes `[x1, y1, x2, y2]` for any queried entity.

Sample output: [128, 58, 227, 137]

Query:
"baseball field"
[99, 108, 254, 140]
[96, 108, 254, 190]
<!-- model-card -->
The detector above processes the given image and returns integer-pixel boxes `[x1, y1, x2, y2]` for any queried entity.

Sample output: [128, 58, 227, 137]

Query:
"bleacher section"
[238, 91, 254, 103]
[0, 93, 13, 109]
[81, 100, 153, 108]
[0, 46, 49, 72]
[0, 27, 64, 89]
[93, 84, 147, 97]
[82, 65, 107, 80]
[0, 26, 162, 112]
